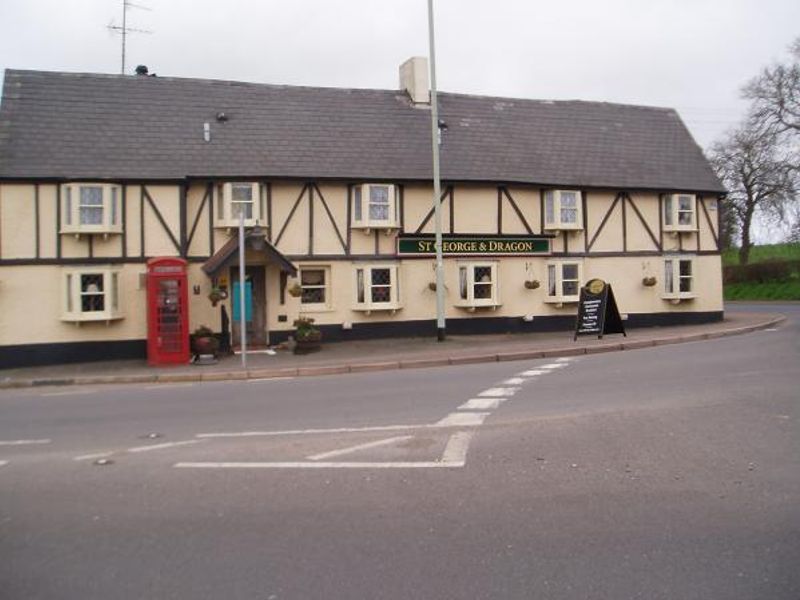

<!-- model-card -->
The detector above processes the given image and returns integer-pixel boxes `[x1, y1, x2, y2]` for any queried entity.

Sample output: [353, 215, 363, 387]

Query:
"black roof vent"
[216, 112, 229, 123]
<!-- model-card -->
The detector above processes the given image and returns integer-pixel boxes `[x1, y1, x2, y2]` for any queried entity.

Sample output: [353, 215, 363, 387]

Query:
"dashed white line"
[540, 363, 568, 370]
[519, 369, 546, 376]
[74, 452, 114, 462]
[174, 461, 462, 469]
[502, 377, 526, 385]
[0, 460, 8, 468]
[458, 398, 504, 411]
[555, 357, 573, 363]
[127, 439, 205, 453]
[478, 387, 519, 397]
[435, 412, 489, 427]
[0, 439, 51, 446]
[440, 431, 475, 466]
[197, 424, 425, 439]
[307, 435, 413, 461]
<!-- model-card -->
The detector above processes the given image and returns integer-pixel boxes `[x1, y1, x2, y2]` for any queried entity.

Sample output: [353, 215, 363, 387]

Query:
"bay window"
[544, 190, 583, 230]
[663, 194, 696, 231]
[456, 262, 499, 308]
[61, 183, 122, 235]
[215, 182, 264, 227]
[353, 264, 401, 312]
[663, 257, 695, 300]
[352, 184, 398, 230]
[62, 267, 123, 322]
[545, 261, 582, 304]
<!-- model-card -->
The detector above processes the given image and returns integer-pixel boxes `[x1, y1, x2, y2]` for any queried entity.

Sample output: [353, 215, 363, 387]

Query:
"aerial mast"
[108, 0, 152, 74]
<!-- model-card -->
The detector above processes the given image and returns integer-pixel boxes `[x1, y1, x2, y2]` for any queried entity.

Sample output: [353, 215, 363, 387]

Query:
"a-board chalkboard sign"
[573, 279, 626, 340]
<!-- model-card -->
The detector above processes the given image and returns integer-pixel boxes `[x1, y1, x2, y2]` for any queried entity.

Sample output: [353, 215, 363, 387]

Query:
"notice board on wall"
[573, 279, 626, 341]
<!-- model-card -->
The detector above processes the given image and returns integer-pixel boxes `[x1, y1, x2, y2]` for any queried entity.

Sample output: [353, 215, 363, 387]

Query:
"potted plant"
[288, 282, 303, 298]
[642, 276, 657, 287]
[293, 317, 322, 354]
[524, 279, 540, 290]
[208, 287, 225, 307]
[191, 325, 220, 357]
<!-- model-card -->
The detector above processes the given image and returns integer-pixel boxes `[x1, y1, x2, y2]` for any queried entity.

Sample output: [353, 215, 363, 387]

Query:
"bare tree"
[709, 124, 795, 264]
[743, 37, 800, 140]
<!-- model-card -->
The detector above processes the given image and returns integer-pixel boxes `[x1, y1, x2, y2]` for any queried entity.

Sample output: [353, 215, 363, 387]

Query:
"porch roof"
[202, 232, 297, 277]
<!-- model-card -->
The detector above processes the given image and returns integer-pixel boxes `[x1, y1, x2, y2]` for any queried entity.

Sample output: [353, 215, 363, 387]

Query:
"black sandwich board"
[573, 278, 626, 340]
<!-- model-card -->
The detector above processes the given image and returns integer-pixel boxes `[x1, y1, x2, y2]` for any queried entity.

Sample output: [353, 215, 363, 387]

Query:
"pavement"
[0, 308, 785, 389]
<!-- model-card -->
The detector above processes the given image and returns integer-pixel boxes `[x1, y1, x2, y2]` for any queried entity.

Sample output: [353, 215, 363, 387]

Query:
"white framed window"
[456, 262, 500, 309]
[61, 183, 122, 235]
[544, 190, 583, 230]
[214, 182, 264, 227]
[62, 267, 123, 322]
[299, 266, 331, 310]
[664, 194, 697, 231]
[353, 264, 401, 312]
[545, 261, 582, 304]
[663, 257, 695, 300]
[352, 184, 398, 230]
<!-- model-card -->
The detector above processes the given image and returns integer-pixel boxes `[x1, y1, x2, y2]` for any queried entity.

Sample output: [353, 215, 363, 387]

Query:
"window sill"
[661, 294, 696, 304]
[214, 221, 262, 231]
[59, 229, 122, 237]
[454, 302, 501, 312]
[351, 224, 399, 235]
[352, 304, 402, 316]
[543, 224, 583, 232]
[61, 313, 124, 325]
[664, 227, 698, 234]
[543, 297, 579, 308]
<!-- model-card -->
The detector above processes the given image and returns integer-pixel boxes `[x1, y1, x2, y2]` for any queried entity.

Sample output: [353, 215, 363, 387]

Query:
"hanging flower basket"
[524, 280, 540, 290]
[642, 276, 657, 287]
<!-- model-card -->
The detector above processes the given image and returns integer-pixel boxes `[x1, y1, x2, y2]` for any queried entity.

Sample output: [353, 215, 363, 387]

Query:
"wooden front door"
[230, 266, 267, 347]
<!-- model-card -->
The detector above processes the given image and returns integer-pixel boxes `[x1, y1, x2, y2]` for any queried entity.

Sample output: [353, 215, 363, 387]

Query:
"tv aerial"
[108, 0, 153, 74]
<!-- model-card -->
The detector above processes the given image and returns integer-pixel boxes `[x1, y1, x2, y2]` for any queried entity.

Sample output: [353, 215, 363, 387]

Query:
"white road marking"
[435, 412, 489, 427]
[502, 377, 526, 385]
[0, 460, 8, 467]
[307, 435, 413, 461]
[41, 389, 97, 397]
[540, 363, 567, 370]
[478, 387, 519, 397]
[555, 357, 573, 363]
[127, 439, 204, 453]
[175, 461, 463, 469]
[440, 431, 475, 465]
[74, 452, 114, 462]
[0, 439, 51, 446]
[458, 398, 504, 411]
[197, 423, 427, 439]
[519, 369, 546, 376]
[763, 328, 778, 332]
[145, 383, 193, 390]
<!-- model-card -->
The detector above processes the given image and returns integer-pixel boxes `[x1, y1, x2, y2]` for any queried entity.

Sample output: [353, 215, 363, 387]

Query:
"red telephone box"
[147, 257, 190, 365]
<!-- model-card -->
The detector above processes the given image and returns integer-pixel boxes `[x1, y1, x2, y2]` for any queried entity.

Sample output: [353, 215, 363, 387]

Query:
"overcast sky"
[1, 0, 798, 240]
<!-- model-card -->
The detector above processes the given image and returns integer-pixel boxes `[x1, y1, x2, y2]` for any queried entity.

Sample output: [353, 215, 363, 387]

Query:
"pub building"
[0, 59, 725, 367]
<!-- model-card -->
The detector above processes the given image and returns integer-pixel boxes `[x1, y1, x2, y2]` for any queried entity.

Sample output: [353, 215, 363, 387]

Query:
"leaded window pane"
[664, 196, 673, 226]
[665, 260, 674, 294]
[368, 186, 390, 221]
[79, 186, 104, 225]
[232, 184, 253, 202]
[473, 266, 493, 299]
[110, 187, 118, 225]
[80, 274, 105, 312]
[370, 268, 391, 303]
[66, 274, 73, 313]
[65, 187, 72, 225]
[354, 187, 362, 221]
[545, 191, 555, 224]
[459, 267, 468, 300]
[301, 269, 326, 304]
[562, 280, 579, 297]
[562, 264, 579, 280]
[356, 269, 365, 303]
[548, 264, 557, 296]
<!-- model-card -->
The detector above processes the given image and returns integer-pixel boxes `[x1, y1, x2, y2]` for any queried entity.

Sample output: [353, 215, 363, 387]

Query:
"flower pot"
[193, 336, 220, 356]
[293, 337, 322, 355]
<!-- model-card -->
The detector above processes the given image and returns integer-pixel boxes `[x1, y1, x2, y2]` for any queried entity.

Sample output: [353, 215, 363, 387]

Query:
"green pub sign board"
[397, 235, 551, 256]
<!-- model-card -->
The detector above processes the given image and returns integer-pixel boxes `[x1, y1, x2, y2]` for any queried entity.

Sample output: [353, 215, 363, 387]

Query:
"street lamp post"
[428, 0, 446, 342]
[238, 211, 247, 369]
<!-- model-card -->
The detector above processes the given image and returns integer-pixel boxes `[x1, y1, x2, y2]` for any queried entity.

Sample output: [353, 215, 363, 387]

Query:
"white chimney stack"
[399, 57, 430, 104]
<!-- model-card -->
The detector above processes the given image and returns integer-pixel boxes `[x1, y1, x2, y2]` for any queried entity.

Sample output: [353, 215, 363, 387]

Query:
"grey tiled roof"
[0, 69, 725, 192]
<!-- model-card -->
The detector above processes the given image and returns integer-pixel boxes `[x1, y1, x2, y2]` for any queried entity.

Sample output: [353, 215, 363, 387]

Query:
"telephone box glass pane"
[157, 279, 182, 353]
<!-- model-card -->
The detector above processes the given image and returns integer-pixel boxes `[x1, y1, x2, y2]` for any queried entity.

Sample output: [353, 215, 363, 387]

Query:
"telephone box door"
[147, 257, 189, 365]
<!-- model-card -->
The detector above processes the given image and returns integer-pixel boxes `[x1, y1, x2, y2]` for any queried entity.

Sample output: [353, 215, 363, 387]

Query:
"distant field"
[723, 243, 800, 301]
[722, 243, 800, 266]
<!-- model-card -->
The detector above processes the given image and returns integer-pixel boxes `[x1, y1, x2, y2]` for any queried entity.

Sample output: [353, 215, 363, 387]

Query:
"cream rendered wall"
[271, 183, 311, 256]
[143, 185, 180, 257]
[0, 184, 37, 258]
[186, 184, 212, 258]
[626, 193, 661, 252]
[38, 185, 58, 258]
[587, 192, 623, 252]
[312, 185, 348, 256]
